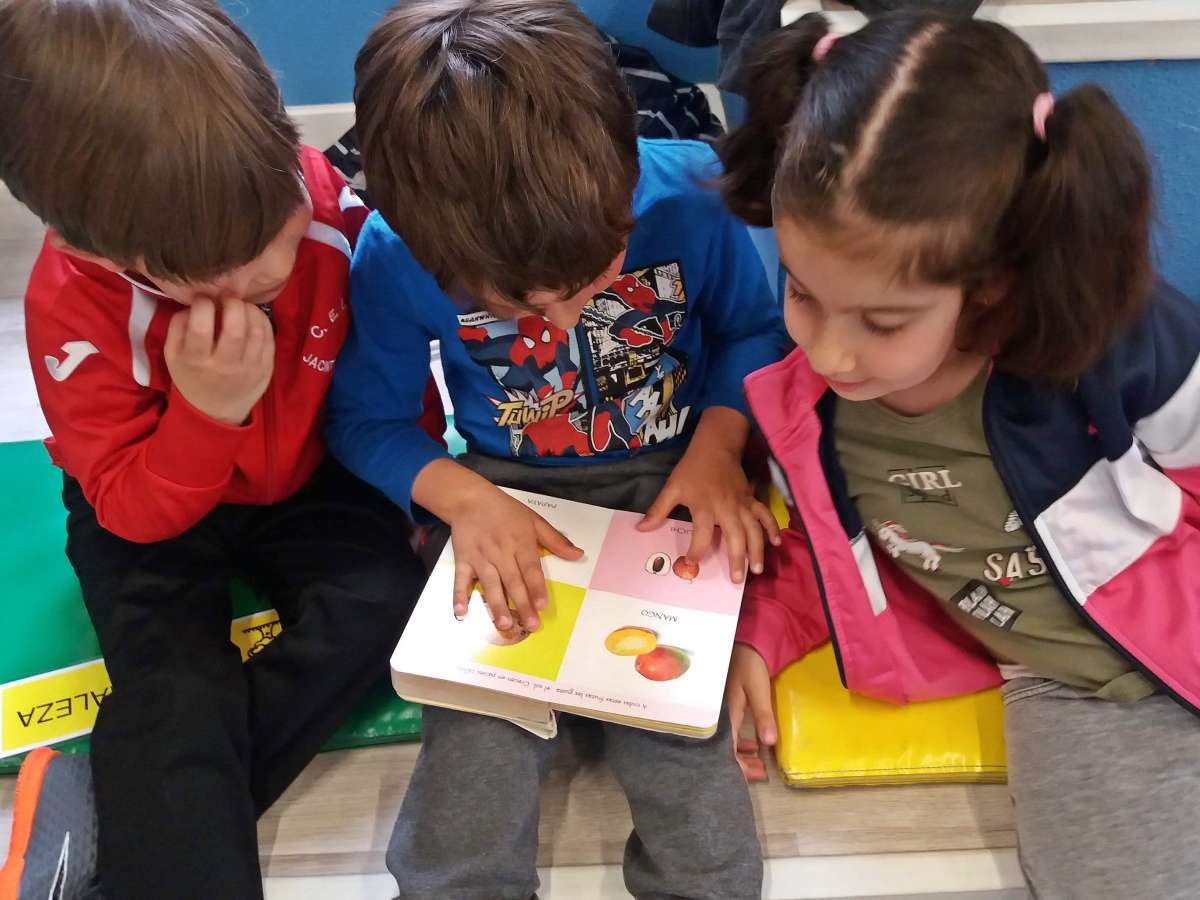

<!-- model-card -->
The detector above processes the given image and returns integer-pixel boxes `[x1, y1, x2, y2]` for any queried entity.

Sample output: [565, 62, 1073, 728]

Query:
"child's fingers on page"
[719, 512, 748, 584]
[477, 564, 513, 630]
[636, 484, 677, 531]
[742, 504, 765, 576]
[497, 556, 539, 631]
[533, 516, 581, 560]
[518, 550, 549, 612]
[452, 562, 474, 618]
[685, 511, 715, 565]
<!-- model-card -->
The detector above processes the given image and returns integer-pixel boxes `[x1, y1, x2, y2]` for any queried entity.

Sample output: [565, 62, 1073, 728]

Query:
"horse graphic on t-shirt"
[874, 520, 964, 572]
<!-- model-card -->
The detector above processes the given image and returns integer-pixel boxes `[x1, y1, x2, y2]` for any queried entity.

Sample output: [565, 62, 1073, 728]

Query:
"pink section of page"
[589, 510, 743, 615]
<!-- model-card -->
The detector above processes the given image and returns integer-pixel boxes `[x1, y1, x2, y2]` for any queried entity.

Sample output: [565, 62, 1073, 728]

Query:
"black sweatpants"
[62, 460, 423, 900]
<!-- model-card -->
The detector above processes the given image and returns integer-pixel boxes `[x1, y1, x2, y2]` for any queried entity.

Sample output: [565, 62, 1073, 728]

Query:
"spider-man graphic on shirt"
[455, 262, 692, 458]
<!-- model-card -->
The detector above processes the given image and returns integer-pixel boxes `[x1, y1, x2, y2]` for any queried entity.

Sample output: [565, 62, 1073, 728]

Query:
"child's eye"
[784, 283, 813, 305]
[862, 316, 905, 336]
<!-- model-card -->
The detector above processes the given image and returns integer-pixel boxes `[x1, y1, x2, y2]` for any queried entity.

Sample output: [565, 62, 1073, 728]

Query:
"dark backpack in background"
[324, 33, 724, 208]
[647, 0, 983, 94]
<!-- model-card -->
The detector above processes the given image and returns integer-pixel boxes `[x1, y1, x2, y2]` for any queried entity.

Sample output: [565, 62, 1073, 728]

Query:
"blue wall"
[221, 0, 717, 106]
[226, 1, 1197, 298]
[221, 0, 384, 108]
[1049, 61, 1199, 300]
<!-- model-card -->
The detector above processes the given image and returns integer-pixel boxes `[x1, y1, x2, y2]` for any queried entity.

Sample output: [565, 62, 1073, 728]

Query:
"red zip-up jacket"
[24, 146, 445, 543]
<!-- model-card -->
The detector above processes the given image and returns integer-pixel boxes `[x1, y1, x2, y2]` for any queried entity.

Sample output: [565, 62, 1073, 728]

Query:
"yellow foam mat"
[762, 484, 1006, 788]
[772, 643, 1007, 788]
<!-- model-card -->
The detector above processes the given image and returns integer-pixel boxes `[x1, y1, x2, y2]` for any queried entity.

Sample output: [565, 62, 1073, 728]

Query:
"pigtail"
[718, 14, 831, 228]
[994, 84, 1153, 380]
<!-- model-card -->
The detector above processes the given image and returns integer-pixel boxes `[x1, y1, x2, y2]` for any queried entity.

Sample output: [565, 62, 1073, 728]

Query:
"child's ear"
[971, 270, 1015, 308]
[47, 229, 126, 274]
[957, 270, 1020, 358]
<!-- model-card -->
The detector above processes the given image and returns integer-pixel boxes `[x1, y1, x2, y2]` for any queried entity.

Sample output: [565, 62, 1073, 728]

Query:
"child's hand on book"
[638, 408, 780, 582]
[727, 644, 776, 782]
[446, 481, 583, 633]
[164, 297, 275, 427]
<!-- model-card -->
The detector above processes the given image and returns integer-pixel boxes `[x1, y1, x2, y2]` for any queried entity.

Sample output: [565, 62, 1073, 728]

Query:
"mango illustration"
[634, 645, 690, 681]
[605, 626, 657, 657]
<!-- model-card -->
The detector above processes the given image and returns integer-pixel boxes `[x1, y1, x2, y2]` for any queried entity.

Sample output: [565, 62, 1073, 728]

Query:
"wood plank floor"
[1, 741, 1016, 880]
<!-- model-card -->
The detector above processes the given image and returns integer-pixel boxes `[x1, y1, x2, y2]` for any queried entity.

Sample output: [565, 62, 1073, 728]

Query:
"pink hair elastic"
[813, 32, 839, 62]
[1032, 92, 1055, 141]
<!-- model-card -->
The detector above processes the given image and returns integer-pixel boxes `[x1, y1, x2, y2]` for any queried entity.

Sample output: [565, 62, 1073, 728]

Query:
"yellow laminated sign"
[1, 610, 282, 758]
[763, 485, 1007, 788]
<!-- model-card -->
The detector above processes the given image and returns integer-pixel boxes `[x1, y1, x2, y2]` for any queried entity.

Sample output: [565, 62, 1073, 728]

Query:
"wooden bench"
[2, 739, 1015, 880]
[255, 740, 1016, 878]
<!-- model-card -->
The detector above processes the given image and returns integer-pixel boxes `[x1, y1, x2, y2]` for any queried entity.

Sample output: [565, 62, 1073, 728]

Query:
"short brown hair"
[354, 0, 639, 305]
[0, 0, 303, 281]
[720, 13, 1153, 381]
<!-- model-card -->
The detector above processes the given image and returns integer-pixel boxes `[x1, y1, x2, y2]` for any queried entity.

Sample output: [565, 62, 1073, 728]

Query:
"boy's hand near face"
[164, 298, 275, 426]
[637, 406, 780, 582]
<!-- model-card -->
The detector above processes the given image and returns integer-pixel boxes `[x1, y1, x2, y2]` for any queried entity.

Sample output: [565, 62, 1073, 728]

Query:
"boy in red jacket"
[0, 2, 436, 898]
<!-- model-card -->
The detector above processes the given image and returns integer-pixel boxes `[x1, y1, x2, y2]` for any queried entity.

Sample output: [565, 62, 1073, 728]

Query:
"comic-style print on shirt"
[456, 262, 693, 458]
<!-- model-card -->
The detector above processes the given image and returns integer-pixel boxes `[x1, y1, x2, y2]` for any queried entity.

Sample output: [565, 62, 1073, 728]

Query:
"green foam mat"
[0, 440, 421, 775]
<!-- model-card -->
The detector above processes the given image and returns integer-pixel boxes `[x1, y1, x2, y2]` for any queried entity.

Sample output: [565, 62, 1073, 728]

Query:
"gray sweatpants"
[388, 451, 762, 900]
[1002, 678, 1200, 899]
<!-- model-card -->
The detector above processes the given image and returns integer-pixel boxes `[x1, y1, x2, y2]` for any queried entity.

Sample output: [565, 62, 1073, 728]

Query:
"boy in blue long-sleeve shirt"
[328, 2, 787, 897]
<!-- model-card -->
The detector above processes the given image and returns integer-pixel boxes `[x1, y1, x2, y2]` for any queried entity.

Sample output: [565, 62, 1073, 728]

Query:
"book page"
[391, 489, 744, 733]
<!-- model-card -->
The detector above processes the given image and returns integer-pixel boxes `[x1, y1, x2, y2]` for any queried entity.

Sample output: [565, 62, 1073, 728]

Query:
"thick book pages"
[391, 489, 746, 738]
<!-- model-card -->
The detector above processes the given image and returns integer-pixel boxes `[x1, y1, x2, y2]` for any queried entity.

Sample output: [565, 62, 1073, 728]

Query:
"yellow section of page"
[472, 580, 586, 682]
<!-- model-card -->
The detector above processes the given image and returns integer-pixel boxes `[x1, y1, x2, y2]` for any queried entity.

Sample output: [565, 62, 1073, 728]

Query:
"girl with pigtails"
[722, 13, 1200, 897]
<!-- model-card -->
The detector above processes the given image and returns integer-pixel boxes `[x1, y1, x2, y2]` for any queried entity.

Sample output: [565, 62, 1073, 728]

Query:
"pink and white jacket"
[736, 281, 1200, 714]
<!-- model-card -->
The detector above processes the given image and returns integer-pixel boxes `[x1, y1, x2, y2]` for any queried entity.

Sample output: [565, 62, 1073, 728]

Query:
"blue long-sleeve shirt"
[327, 139, 787, 516]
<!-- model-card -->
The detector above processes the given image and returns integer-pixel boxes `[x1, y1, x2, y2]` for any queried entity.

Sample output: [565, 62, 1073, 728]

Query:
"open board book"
[391, 489, 746, 739]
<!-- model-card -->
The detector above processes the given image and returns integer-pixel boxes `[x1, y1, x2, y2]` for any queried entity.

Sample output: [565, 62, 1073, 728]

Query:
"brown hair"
[354, 0, 639, 306]
[719, 13, 1154, 380]
[0, 0, 303, 281]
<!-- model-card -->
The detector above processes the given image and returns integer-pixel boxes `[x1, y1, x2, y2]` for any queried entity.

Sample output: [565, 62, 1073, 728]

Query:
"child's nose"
[807, 327, 855, 378]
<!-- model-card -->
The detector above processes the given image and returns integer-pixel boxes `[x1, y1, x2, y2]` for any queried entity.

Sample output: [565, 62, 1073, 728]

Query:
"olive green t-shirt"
[835, 369, 1154, 702]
